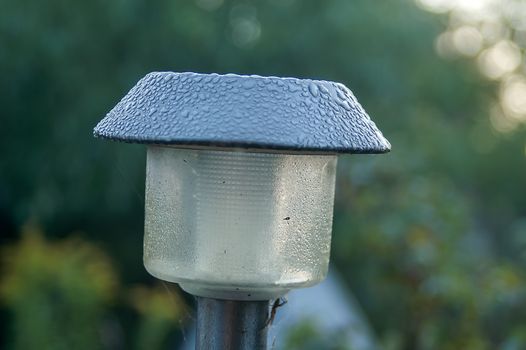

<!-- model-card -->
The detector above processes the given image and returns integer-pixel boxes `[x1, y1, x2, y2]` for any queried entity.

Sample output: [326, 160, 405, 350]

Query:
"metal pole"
[196, 297, 269, 350]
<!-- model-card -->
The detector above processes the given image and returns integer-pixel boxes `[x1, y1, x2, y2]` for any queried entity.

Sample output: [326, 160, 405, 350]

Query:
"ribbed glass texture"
[144, 146, 337, 300]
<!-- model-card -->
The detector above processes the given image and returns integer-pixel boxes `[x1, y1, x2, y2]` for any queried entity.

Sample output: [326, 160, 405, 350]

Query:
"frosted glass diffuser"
[144, 146, 337, 300]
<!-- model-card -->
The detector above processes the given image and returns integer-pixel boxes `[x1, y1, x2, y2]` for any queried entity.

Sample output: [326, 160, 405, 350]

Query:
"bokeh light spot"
[477, 40, 522, 79]
[452, 26, 483, 57]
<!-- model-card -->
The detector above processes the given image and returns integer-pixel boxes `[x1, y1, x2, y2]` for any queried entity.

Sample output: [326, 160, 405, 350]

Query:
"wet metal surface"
[94, 72, 390, 154]
[196, 297, 269, 350]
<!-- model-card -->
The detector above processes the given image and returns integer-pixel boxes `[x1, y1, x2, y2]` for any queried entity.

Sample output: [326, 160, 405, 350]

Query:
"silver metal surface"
[196, 297, 269, 350]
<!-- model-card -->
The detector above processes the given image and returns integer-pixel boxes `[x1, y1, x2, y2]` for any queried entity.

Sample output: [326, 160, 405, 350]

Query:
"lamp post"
[94, 72, 390, 350]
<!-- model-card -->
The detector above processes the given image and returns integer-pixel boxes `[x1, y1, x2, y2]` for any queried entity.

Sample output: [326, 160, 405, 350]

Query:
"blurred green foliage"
[1, 226, 117, 350]
[1, 0, 526, 349]
[129, 284, 187, 350]
[0, 226, 185, 350]
[282, 319, 349, 350]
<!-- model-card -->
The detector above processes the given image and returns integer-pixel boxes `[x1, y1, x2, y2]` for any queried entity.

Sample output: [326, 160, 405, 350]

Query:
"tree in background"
[417, 0, 526, 132]
[1, 226, 186, 350]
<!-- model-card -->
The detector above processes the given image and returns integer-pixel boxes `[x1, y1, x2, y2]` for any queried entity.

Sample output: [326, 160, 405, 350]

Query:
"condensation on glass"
[144, 146, 337, 300]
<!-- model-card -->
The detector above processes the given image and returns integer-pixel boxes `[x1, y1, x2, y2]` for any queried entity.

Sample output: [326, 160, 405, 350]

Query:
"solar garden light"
[94, 72, 390, 350]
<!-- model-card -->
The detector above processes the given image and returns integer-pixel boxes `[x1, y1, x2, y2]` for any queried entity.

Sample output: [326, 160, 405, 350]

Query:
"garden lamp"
[94, 72, 390, 349]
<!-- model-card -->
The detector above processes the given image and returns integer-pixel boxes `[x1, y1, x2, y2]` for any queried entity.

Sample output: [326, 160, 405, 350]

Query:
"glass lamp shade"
[144, 146, 337, 300]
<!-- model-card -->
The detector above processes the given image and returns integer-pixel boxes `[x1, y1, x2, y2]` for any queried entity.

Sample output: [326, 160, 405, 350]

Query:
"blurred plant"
[334, 142, 526, 349]
[0, 225, 117, 350]
[282, 319, 350, 350]
[415, 0, 526, 132]
[129, 283, 187, 350]
[0, 226, 187, 350]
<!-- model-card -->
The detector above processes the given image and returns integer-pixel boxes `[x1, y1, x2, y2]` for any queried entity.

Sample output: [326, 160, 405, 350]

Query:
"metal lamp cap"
[94, 72, 390, 154]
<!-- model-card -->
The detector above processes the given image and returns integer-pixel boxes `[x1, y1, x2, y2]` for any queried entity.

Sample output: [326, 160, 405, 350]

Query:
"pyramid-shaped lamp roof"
[94, 72, 390, 154]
